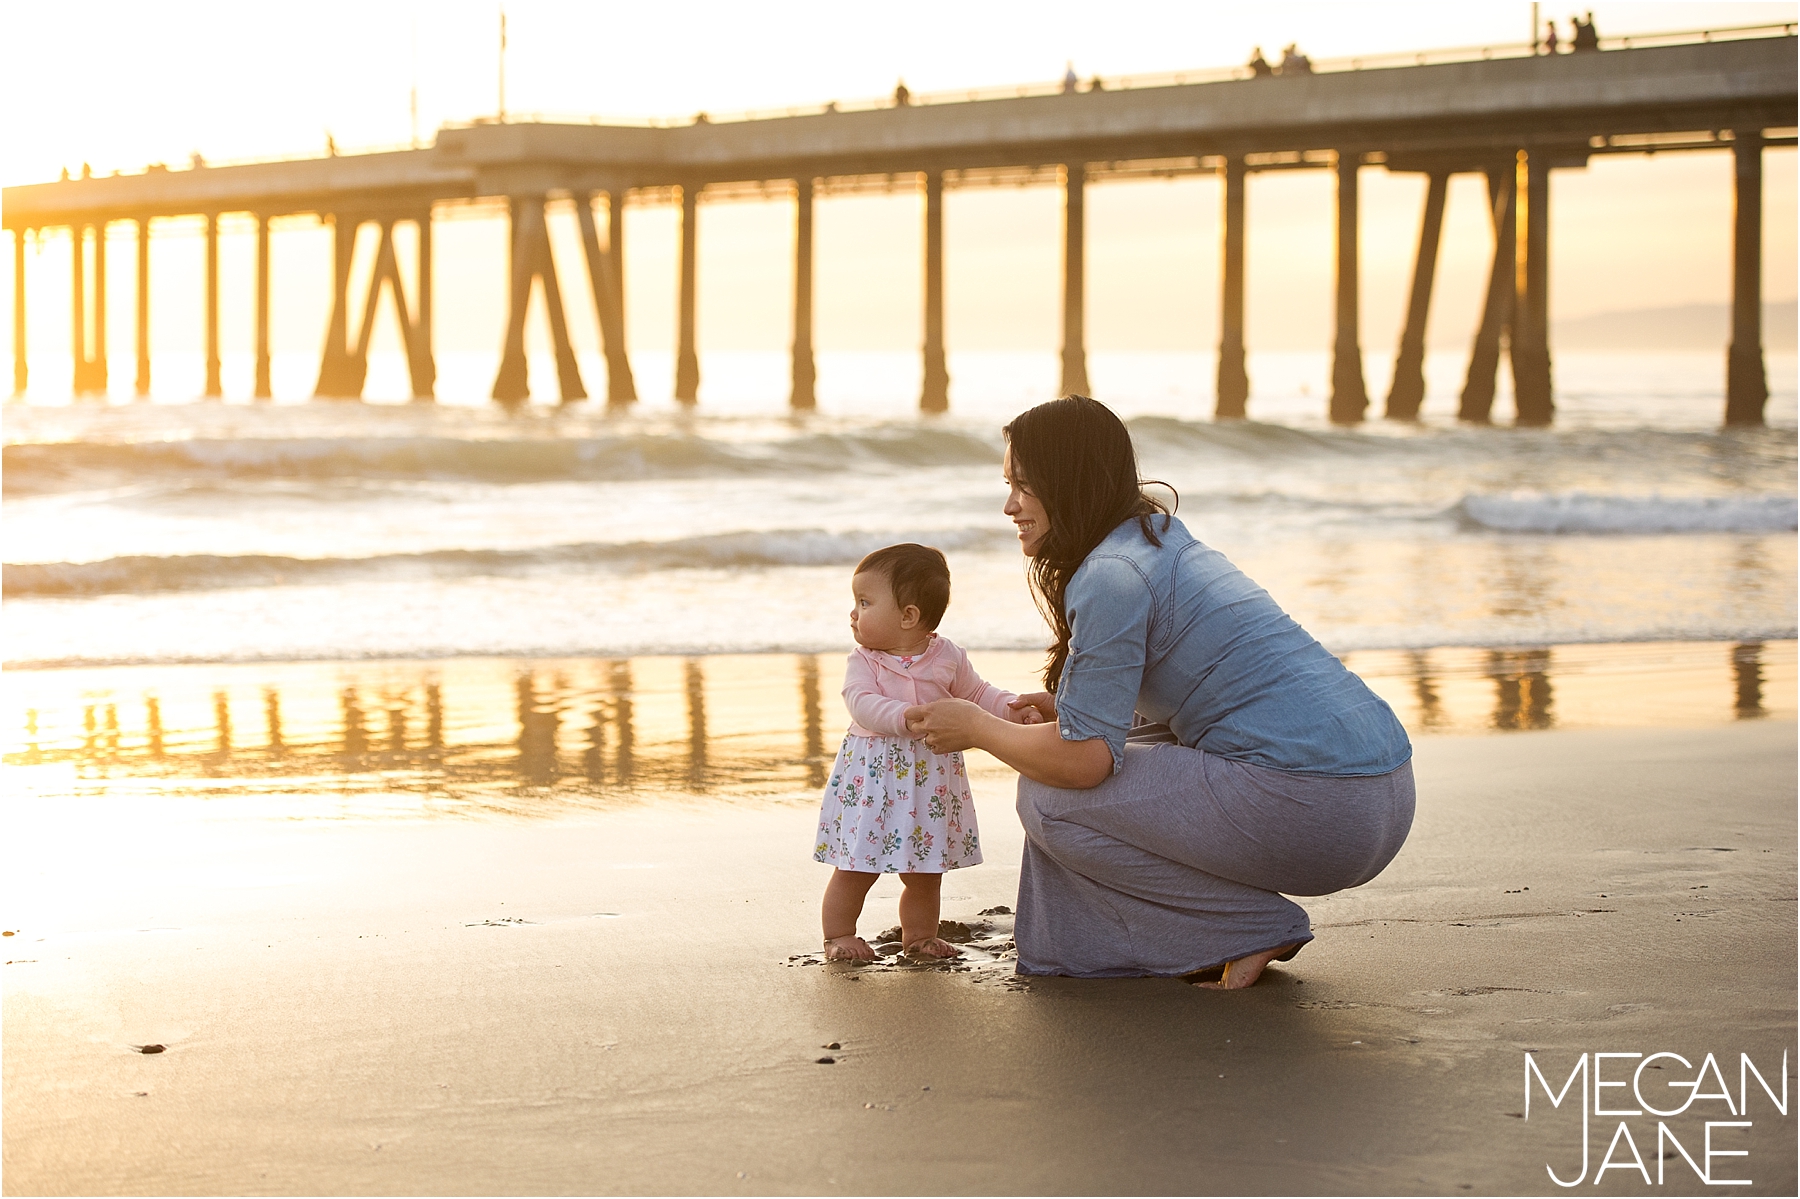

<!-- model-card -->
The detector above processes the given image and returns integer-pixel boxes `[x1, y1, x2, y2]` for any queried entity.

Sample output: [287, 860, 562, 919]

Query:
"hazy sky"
[3, 1, 1795, 376]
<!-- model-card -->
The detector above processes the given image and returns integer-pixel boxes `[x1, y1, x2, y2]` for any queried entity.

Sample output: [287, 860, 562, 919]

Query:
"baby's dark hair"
[855, 543, 951, 631]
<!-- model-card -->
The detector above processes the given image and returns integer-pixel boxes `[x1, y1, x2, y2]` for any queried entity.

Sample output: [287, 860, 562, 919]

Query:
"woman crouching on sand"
[903, 396, 1415, 987]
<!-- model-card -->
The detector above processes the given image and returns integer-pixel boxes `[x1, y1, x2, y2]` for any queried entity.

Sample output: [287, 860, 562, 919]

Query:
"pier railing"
[435, 21, 1800, 137]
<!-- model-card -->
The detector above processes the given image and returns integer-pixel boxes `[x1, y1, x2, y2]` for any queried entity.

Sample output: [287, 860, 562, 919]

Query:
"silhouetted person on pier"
[1062, 62, 1079, 93]
[1088, 74, 1104, 91]
[1571, 13, 1600, 51]
[1543, 20, 1560, 54]
[893, 80, 910, 106]
[1279, 44, 1313, 75]
[1247, 47, 1274, 76]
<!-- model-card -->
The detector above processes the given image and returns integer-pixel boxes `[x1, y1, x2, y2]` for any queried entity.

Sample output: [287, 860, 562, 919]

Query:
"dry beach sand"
[2, 666, 1796, 1194]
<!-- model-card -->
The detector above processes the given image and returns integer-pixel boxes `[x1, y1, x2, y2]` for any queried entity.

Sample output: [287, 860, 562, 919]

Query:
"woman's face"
[1002, 448, 1050, 557]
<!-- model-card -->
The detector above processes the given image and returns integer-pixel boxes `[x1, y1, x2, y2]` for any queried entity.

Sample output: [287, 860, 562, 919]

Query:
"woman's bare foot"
[902, 936, 962, 960]
[824, 935, 877, 962]
[1193, 942, 1300, 990]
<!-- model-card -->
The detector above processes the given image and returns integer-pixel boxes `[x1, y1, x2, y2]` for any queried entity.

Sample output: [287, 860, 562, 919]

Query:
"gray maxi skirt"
[1014, 741, 1415, 978]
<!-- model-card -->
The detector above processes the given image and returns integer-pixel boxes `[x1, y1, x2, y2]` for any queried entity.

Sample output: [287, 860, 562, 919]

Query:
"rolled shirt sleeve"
[1053, 554, 1154, 774]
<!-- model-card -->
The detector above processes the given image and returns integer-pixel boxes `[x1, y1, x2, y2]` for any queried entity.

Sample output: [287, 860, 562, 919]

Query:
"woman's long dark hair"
[1004, 395, 1173, 692]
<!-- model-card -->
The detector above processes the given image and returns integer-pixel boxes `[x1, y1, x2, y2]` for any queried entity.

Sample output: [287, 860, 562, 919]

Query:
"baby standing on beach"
[814, 544, 1040, 960]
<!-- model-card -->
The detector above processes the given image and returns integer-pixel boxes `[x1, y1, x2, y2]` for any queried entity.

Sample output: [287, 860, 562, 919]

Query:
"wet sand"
[3, 713, 1794, 1195]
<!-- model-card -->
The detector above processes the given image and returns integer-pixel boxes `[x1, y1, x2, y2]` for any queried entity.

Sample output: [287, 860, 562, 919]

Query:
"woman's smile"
[1002, 449, 1050, 556]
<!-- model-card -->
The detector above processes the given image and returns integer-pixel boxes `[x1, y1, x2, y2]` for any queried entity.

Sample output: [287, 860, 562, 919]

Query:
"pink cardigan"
[842, 634, 1018, 738]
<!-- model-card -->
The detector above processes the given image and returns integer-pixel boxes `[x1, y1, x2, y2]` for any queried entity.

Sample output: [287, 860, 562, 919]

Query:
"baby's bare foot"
[824, 935, 877, 962]
[1193, 942, 1299, 990]
[902, 936, 962, 960]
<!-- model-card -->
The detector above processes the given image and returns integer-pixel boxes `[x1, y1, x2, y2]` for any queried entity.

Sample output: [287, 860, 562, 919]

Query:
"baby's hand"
[1006, 693, 1055, 725]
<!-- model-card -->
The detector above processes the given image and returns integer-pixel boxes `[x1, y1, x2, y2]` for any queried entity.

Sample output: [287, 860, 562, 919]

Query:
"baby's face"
[849, 571, 911, 651]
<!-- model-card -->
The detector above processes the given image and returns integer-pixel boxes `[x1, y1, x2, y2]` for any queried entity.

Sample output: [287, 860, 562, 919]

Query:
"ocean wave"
[3, 527, 1015, 597]
[2, 426, 1003, 494]
[1455, 493, 1798, 534]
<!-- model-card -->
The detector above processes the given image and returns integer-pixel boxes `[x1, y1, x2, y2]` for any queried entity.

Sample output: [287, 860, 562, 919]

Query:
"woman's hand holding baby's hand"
[903, 699, 988, 753]
[1007, 692, 1056, 726]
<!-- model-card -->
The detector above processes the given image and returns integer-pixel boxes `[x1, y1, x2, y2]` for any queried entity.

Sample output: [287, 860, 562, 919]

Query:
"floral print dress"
[812, 635, 1016, 874]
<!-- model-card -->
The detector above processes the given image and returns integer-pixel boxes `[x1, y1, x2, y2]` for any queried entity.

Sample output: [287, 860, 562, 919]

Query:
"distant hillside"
[1554, 301, 1797, 350]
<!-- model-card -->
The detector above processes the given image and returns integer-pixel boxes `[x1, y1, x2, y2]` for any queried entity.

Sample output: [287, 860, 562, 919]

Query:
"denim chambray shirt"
[1053, 515, 1412, 777]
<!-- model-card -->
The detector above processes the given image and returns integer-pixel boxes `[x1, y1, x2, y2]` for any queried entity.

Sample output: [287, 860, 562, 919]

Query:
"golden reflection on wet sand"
[2, 641, 1792, 815]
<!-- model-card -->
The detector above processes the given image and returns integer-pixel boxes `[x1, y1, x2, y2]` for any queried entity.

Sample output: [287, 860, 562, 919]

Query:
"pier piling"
[1060, 163, 1089, 397]
[412, 211, 435, 400]
[93, 224, 108, 395]
[609, 196, 626, 347]
[69, 224, 85, 393]
[1460, 165, 1517, 422]
[920, 170, 949, 412]
[790, 178, 816, 410]
[494, 197, 586, 406]
[254, 214, 271, 399]
[204, 214, 220, 398]
[1329, 154, 1367, 424]
[10, 228, 23, 396]
[576, 193, 634, 404]
[675, 184, 700, 403]
[1510, 151, 1554, 424]
[1384, 170, 1448, 420]
[134, 218, 149, 396]
[1215, 156, 1249, 419]
[1726, 129, 1767, 426]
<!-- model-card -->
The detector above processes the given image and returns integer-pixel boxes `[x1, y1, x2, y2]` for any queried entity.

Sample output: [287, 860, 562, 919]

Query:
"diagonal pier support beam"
[1460, 164, 1517, 423]
[493, 196, 587, 407]
[315, 213, 359, 398]
[1060, 162, 1090, 397]
[1725, 129, 1767, 426]
[920, 170, 949, 413]
[1329, 153, 1367, 424]
[1510, 151, 1554, 425]
[674, 184, 700, 403]
[1215, 156, 1249, 419]
[575, 193, 635, 405]
[790, 177, 816, 410]
[1384, 170, 1449, 420]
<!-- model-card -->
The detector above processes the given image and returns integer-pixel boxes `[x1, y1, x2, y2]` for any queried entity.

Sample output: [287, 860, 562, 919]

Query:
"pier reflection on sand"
[3, 641, 1792, 815]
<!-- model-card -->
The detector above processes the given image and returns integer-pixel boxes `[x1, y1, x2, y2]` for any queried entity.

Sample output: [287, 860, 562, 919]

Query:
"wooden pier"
[4, 29, 1795, 424]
